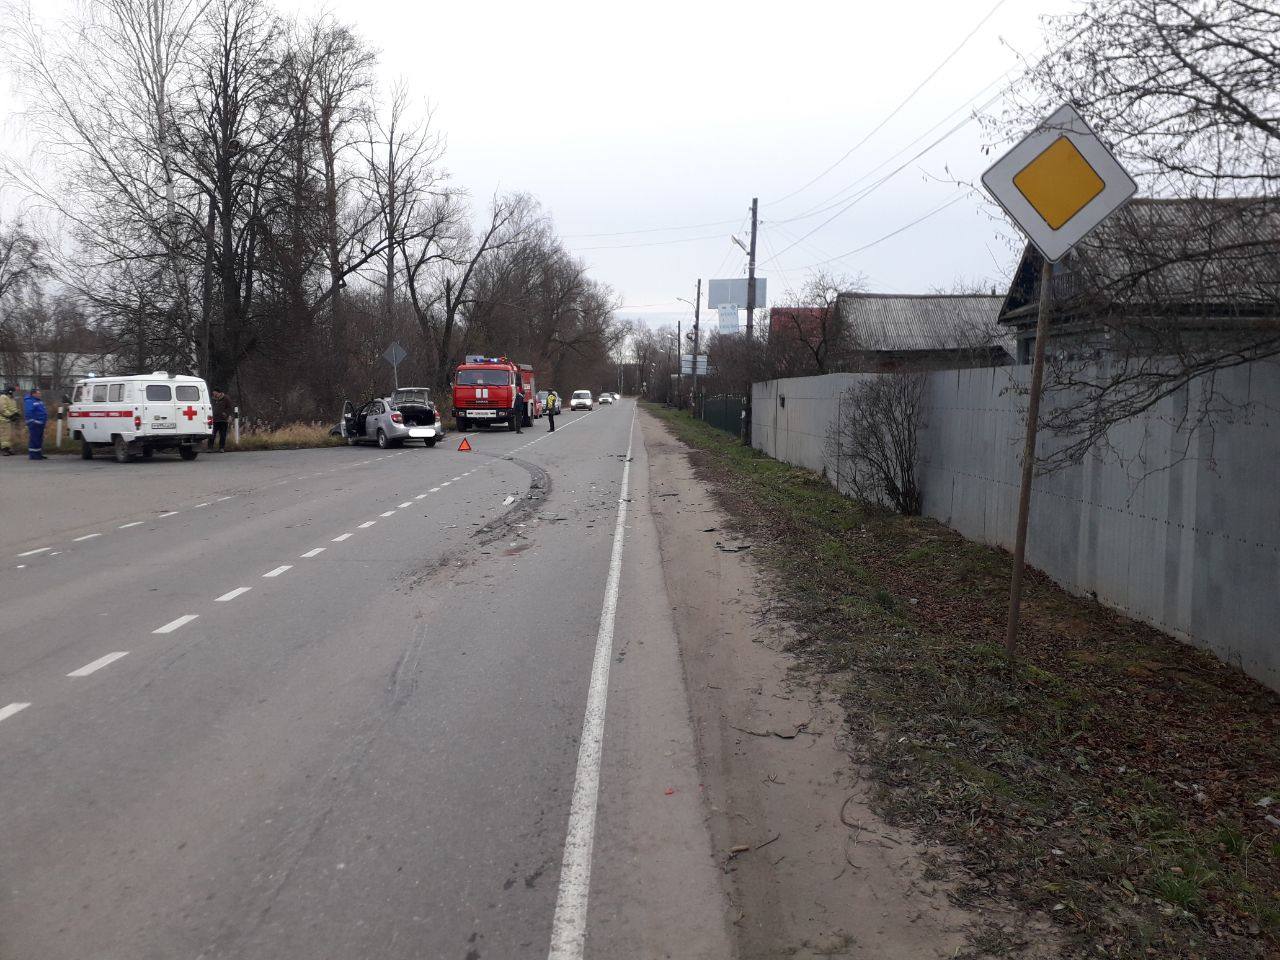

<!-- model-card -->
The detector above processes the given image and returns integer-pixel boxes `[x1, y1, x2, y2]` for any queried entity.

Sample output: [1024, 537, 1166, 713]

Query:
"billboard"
[708, 277, 766, 309]
[680, 354, 708, 375]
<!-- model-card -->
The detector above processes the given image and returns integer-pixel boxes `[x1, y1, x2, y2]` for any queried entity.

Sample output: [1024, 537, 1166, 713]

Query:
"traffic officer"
[0, 386, 18, 455]
[546, 391, 557, 432]
[24, 387, 47, 460]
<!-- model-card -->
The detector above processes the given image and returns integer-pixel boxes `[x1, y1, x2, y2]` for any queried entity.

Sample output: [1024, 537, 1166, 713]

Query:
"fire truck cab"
[452, 356, 538, 431]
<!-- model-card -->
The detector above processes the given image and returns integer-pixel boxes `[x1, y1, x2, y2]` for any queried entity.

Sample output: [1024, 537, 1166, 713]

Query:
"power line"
[768, 0, 1010, 207]
[782, 193, 969, 273]
[562, 216, 742, 239]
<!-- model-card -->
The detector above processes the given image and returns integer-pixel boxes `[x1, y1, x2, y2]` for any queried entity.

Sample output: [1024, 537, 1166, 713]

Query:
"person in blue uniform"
[24, 387, 47, 460]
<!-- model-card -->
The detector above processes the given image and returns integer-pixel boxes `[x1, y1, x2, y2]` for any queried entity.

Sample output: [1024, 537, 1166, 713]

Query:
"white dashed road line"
[217, 496, 235, 502]
[398, 502, 412, 509]
[358, 521, 376, 529]
[158, 511, 179, 518]
[73, 533, 102, 542]
[119, 521, 144, 529]
[67, 651, 129, 678]
[300, 547, 326, 558]
[215, 587, 252, 602]
[380, 511, 396, 518]
[332, 533, 353, 542]
[17, 547, 50, 558]
[154, 615, 199, 634]
[429, 487, 440, 493]
[262, 565, 293, 578]
[0, 703, 31, 724]
[193, 502, 210, 508]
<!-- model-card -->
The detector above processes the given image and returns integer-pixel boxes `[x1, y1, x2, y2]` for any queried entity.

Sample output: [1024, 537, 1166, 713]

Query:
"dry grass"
[8, 419, 341, 455]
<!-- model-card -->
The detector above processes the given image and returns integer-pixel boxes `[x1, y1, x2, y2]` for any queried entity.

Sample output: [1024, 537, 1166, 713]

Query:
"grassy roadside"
[643, 403, 1279, 960]
[11, 421, 341, 455]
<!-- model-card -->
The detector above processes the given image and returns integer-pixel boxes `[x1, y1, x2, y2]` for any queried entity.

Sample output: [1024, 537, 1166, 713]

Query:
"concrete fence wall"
[752, 363, 1280, 692]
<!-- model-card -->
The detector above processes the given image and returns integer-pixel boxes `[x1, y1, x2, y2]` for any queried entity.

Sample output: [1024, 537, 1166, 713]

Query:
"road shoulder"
[639, 407, 1036, 960]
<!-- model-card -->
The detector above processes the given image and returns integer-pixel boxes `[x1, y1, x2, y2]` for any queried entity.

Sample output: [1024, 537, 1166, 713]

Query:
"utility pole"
[743, 197, 758, 444]
[691, 278, 702, 403]
[676, 319, 683, 408]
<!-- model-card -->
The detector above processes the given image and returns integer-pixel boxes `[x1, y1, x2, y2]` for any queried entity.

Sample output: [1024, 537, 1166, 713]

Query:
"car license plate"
[408, 427, 435, 438]
[469, 409, 496, 418]
[151, 422, 176, 430]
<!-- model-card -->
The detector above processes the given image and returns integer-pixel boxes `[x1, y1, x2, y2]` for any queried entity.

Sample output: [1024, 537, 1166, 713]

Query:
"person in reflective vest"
[546, 391, 557, 432]
[0, 386, 18, 455]
[24, 387, 47, 460]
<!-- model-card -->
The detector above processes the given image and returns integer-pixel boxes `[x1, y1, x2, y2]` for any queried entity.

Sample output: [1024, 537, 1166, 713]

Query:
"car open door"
[341, 400, 356, 443]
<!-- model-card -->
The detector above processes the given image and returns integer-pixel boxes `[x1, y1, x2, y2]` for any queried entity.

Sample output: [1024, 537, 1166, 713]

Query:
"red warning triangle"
[458, 437, 472, 452]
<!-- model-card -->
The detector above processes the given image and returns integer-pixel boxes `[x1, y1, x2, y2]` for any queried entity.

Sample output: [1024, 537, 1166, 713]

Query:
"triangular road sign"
[458, 437, 472, 452]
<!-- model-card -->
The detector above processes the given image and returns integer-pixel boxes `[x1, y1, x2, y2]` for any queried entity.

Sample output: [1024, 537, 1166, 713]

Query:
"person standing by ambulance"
[545, 391, 557, 432]
[0, 386, 18, 455]
[208, 389, 231, 452]
[24, 387, 47, 460]
[513, 380, 525, 434]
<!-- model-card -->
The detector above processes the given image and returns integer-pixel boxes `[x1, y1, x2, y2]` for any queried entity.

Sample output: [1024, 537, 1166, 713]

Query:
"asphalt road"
[0, 401, 732, 960]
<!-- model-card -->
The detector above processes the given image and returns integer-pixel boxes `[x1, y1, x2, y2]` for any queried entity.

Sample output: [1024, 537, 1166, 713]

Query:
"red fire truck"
[452, 356, 539, 431]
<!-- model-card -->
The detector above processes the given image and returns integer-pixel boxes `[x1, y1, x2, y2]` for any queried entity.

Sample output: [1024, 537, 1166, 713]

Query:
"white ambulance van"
[68, 372, 212, 463]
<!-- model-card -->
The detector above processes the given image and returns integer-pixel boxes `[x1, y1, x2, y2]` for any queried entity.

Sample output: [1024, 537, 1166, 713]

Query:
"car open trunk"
[394, 403, 436, 427]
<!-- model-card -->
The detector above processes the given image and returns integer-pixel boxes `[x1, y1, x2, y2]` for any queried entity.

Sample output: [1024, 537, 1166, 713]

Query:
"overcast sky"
[5, 0, 1080, 331]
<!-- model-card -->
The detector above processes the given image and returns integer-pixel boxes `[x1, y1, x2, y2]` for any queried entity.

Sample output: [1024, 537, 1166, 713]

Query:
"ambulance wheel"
[141, 447, 154, 459]
[179, 445, 198, 461]
[112, 436, 131, 463]
[376, 429, 389, 449]
[80, 440, 93, 460]
[425, 438, 437, 447]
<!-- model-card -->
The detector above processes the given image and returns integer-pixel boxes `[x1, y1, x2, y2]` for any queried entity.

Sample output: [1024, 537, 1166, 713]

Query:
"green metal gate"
[696, 394, 743, 435]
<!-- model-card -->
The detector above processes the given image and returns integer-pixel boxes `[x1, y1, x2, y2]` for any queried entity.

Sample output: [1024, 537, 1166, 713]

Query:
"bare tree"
[824, 374, 927, 515]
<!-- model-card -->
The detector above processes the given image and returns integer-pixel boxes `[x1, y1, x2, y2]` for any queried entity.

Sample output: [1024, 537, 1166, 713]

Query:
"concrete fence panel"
[752, 362, 1280, 692]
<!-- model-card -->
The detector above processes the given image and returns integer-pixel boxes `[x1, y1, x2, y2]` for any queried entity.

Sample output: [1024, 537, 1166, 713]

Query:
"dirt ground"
[640, 410, 1056, 959]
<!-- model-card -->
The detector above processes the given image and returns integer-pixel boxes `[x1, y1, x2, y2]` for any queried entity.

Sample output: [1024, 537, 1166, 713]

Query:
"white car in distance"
[597, 392, 613, 405]
[570, 390, 593, 411]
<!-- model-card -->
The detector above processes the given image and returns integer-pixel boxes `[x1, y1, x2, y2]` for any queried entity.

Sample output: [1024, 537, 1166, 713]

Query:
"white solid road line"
[118, 521, 144, 529]
[547, 407, 637, 960]
[154, 614, 199, 634]
[67, 651, 129, 677]
[380, 510, 396, 518]
[215, 587, 252, 602]
[0, 703, 31, 724]
[73, 533, 102, 542]
[332, 533, 353, 542]
[358, 521, 376, 529]
[300, 547, 326, 558]
[16, 547, 51, 558]
[263, 565, 293, 578]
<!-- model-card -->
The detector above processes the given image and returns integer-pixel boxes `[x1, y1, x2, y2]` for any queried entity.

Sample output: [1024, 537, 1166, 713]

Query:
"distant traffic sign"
[382, 341, 408, 367]
[981, 103, 1136, 262]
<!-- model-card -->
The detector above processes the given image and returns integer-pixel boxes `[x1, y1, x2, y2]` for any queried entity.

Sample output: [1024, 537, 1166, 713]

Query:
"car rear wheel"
[112, 435, 131, 463]
[425, 438, 437, 447]
[179, 445, 198, 461]
[80, 440, 93, 460]
[376, 429, 388, 449]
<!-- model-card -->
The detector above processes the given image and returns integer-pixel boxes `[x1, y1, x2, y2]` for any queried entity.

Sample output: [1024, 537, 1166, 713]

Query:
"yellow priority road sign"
[982, 103, 1136, 262]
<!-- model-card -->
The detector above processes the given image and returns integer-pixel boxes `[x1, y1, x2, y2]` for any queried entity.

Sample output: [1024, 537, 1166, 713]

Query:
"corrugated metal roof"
[1064, 198, 1280, 306]
[836, 294, 1013, 357]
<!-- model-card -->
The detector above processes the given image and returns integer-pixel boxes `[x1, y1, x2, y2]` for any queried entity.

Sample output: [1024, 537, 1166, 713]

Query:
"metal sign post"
[981, 103, 1136, 658]
[382, 341, 408, 389]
